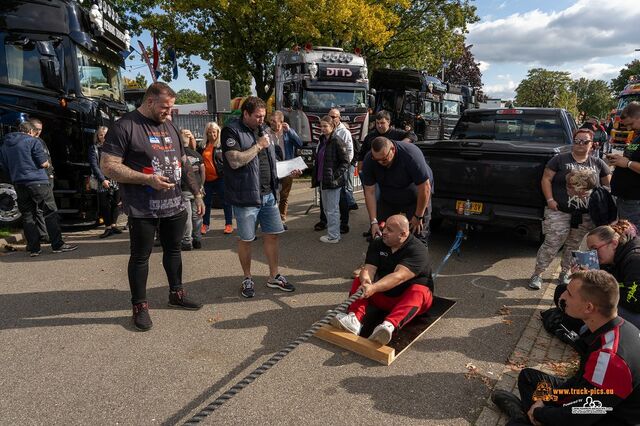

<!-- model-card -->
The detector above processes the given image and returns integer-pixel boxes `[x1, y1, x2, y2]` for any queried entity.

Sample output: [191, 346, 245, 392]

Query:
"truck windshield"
[452, 113, 567, 144]
[422, 100, 439, 117]
[77, 47, 123, 101]
[302, 89, 366, 110]
[442, 100, 460, 115]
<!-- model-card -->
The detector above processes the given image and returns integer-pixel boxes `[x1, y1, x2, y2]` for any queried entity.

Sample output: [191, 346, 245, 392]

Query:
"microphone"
[257, 124, 266, 137]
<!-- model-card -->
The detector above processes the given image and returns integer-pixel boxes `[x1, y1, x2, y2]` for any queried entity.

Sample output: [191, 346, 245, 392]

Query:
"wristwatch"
[370, 218, 378, 225]
[414, 214, 424, 221]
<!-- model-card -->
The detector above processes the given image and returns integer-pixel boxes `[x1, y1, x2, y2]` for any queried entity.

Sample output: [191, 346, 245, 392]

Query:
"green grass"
[0, 227, 16, 238]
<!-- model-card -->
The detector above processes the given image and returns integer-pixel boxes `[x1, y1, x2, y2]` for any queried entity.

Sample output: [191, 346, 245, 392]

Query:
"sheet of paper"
[276, 156, 308, 179]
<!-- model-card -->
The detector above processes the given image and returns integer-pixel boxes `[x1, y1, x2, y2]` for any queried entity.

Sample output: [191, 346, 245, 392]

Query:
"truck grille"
[309, 115, 364, 144]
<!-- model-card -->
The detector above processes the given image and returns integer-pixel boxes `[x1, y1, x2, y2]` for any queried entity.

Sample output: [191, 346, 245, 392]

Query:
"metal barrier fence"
[171, 114, 217, 140]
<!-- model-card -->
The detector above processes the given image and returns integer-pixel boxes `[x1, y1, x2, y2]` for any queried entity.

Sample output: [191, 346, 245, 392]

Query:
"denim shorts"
[233, 193, 284, 241]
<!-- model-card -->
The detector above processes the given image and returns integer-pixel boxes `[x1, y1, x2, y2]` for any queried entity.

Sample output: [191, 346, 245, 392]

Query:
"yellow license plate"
[456, 200, 483, 214]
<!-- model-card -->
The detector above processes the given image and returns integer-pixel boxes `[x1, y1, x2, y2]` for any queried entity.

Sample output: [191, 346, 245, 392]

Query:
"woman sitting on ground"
[89, 126, 121, 238]
[586, 220, 640, 328]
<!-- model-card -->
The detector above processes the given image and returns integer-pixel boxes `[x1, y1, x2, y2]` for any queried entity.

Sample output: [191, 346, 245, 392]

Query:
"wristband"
[370, 219, 378, 225]
[414, 214, 424, 221]
[546, 198, 554, 203]
[628, 160, 634, 168]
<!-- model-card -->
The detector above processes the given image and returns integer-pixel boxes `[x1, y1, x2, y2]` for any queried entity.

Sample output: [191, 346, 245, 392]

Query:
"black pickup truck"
[418, 108, 578, 239]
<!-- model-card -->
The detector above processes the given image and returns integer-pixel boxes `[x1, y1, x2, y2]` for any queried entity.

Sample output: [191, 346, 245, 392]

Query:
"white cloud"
[497, 1, 507, 9]
[478, 61, 491, 72]
[567, 63, 621, 81]
[483, 75, 518, 99]
[468, 0, 640, 66]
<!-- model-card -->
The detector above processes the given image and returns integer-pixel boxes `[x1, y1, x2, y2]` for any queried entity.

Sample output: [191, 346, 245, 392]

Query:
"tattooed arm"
[224, 135, 271, 169]
[100, 153, 173, 190]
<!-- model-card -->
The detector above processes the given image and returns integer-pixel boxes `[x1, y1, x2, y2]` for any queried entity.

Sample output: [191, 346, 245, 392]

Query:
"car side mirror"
[41, 57, 63, 92]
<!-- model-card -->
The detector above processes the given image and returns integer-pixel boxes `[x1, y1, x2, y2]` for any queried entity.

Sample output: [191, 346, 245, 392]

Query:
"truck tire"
[0, 183, 22, 227]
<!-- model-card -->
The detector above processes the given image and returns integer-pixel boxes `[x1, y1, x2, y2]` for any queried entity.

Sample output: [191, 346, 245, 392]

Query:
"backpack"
[589, 186, 617, 227]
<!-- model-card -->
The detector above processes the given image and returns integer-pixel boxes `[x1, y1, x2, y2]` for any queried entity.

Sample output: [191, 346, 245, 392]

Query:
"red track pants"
[347, 277, 433, 329]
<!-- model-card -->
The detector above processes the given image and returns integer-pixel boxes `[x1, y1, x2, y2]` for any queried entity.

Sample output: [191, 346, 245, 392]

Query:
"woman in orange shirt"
[201, 122, 233, 234]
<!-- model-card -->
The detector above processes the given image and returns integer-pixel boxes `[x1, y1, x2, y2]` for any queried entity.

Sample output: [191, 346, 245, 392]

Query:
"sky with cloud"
[124, 0, 640, 101]
[469, 0, 640, 99]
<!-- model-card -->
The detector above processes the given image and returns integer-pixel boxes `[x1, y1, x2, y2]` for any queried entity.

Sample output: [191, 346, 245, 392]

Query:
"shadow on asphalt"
[341, 372, 490, 422]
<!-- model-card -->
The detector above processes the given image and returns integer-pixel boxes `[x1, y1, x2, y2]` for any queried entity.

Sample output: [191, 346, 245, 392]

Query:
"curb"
[475, 280, 579, 425]
[0, 232, 24, 249]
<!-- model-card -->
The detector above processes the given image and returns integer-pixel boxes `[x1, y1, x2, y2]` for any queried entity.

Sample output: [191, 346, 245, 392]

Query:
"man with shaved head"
[331, 214, 434, 344]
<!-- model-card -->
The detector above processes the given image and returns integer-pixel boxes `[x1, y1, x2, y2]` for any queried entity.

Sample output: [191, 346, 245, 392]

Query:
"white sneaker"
[320, 235, 340, 244]
[330, 312, 361, 335]
[369, 320, 395, 345]
[529, 275, 542, 290]
[558, 272, 571, 286]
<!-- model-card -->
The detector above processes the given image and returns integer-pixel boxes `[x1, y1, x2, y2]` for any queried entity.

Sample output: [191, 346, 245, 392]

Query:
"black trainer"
[491, 390, 528, 422]
[340, 224, 350, 234]
[192, 240, 202, 249]
[168, 289, 202, 310]
[132, 302, 153, 331]
[181, 243, 193, 251]
[314, 221, 326, 231]
[241, 277, 255, 298]
[52, 243, 78, 253]
[99, 228, 113, 239]
[266, 274, 295, 292]
[111, 227, 123, 234]
[29, 249, 42, 257]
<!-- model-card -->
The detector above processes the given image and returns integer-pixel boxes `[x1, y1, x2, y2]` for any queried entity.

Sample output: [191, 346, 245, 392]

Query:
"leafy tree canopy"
[515, 68, 577, 115]
[571, 78, 616, 120]
[175, 88, 206, 104]
[114, 0, 478, 99]
[445, 43, 482, 88]
[611, 59, 640, 93]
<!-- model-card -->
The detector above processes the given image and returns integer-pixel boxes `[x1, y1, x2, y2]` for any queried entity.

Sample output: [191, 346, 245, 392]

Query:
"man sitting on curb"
[331, 214, 433, 345]
[492, 270, 640, 425]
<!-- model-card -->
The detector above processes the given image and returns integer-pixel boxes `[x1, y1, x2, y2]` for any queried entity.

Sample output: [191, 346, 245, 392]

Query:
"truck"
[370, 68, 445, 140]
[441, 83, 477, 139]
[418, 108, 578, 240]
[610, 76, 640, 144]
[0, 0, 129, 226]
[274, 46, 370, 166]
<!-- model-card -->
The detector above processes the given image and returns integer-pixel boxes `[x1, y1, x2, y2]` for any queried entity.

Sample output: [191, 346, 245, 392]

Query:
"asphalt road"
[0, 185, 557, 425]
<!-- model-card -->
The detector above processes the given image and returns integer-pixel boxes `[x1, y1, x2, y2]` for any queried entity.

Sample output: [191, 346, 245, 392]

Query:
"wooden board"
[315, 296, 456, 365]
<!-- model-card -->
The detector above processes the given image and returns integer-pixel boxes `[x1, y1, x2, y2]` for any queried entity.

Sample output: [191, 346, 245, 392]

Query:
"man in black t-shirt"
[101, 82, 205, 332]
[331, 215, 434, 345]
[361, 136, 433, 246]
[608, 102, 640, 231]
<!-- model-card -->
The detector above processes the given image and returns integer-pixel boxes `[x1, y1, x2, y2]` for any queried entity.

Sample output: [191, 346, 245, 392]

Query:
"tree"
[515, 68, 577, 115]
[123, 73, 148, 89]
[571, 78, 616, 119]
[611, 59, 640, 93]
[175, 89, 206, 104]
[114, 0, 478, 99]
[135, 73, 148, 89]
[445, 44, 482, 87]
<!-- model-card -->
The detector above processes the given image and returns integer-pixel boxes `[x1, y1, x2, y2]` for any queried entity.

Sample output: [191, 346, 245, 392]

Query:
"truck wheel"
[0, 183, 22, 227]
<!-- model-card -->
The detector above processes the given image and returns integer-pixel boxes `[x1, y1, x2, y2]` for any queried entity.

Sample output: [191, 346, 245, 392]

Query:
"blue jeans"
[203, 179, 233, 227]
[617, 197, 640, 231]
[233, 193, 284, 241]
[321, 186, 341, 240]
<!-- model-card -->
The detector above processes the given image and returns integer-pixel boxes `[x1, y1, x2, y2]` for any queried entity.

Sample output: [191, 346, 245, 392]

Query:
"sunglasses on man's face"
[573, 138, 592, 145]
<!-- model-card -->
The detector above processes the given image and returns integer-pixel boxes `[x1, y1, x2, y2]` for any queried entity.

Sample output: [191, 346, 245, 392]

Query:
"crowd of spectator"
[2, 83, 640, 424]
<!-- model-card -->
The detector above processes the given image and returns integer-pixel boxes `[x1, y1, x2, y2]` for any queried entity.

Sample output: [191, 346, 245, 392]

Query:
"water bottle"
[463, 199, 471, 216]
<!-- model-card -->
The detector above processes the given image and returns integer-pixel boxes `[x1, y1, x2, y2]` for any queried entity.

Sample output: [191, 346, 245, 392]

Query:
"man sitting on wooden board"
[331, 214, 434, 344]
